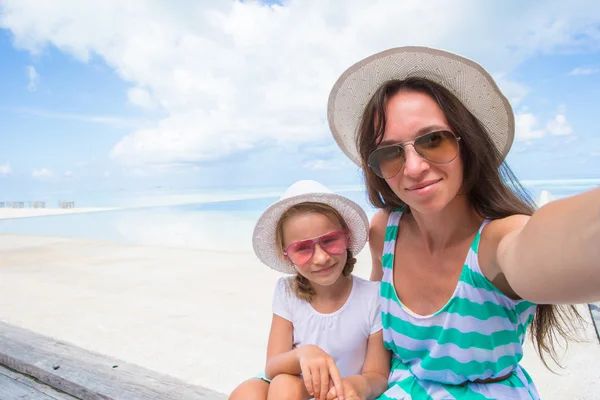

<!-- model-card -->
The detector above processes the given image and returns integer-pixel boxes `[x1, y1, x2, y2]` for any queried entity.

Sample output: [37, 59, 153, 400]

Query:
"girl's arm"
[264, 314, 345, 400]
[264, 314, 297, 378]
[352, 330, 390, 399]
[326, 331, 390, 400]
[482, 187, 600, 304]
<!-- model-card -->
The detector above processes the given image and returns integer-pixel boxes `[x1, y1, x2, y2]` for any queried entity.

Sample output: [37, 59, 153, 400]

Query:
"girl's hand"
[295, 344, 345, 400]
[326, 377, 364, 400]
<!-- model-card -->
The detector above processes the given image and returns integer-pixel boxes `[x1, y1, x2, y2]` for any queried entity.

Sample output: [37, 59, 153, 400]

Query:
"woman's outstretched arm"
[488, 187, 600, 304]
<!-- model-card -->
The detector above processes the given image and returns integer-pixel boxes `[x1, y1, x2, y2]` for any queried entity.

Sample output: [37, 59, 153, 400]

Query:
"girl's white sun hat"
[252, 180, 369, 274]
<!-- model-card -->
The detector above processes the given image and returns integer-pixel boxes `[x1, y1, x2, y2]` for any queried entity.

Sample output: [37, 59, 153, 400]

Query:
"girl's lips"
[313, 264, 336, 275]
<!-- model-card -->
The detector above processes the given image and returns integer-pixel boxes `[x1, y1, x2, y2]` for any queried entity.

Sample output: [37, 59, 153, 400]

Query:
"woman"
[326, 46, 600, 399]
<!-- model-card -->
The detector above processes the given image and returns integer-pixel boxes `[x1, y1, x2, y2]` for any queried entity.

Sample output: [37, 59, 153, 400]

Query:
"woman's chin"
[403, 197, 451, 215]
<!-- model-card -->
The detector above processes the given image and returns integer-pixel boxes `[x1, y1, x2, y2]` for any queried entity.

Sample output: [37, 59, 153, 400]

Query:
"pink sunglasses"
[283, 230, 349, 266]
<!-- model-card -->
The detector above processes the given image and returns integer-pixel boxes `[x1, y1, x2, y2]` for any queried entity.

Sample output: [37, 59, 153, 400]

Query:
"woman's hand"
[295, 344, 345, 400]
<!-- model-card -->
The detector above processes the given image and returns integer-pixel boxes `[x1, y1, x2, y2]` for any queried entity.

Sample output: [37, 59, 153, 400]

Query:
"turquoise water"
[0, 186, 374, 252]
[0, 180, 597, 253]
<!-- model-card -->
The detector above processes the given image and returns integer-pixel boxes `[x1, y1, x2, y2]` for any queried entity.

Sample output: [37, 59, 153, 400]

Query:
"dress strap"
[382, 208, 404, 274]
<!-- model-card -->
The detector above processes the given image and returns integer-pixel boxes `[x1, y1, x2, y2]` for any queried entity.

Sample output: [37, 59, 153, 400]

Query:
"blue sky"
[0, 1, 599, 203]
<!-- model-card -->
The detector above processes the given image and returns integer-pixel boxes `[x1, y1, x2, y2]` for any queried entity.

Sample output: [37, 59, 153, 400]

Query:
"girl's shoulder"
[347, 276, 382, 329]
[273, 275, 297, 299]
[350, 275, 381, 299]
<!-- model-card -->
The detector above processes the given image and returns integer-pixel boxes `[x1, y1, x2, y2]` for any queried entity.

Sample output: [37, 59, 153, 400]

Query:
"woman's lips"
[407, 179, 441, 195]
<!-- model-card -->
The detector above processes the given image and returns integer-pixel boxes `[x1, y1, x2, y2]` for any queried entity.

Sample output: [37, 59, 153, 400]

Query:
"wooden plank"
[0, 364, 78, 400]
[0, 369, 60, 399]
[0, 321, 227, 400]
[590, 302, 600, 344]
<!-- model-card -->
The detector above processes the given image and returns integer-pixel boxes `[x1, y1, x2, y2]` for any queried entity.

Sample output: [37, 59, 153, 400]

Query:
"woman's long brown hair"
[356, 77, 583, 369]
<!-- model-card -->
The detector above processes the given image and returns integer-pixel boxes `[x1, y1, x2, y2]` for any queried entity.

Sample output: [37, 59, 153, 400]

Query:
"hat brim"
[327, 46, 515, 166]
[252, 192, 369, 274]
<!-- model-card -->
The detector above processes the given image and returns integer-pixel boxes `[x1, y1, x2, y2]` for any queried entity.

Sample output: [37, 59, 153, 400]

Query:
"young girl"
[229, 180, 390, 400]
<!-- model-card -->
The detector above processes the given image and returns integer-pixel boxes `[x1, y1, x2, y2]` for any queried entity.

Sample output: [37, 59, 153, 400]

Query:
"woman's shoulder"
[371, 207, 406, 229]
[484, 214, 530, 230]
[478, 214, 531, 295]
[369, 208, 394, 240]
[371, 208, 396, 226]
[369, 207, 404, 249]
[480, 214, 531, 248]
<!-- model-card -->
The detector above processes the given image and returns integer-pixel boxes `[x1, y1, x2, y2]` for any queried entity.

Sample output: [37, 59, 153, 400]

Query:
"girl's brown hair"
[356, 77, 582, 369]
[276, 202, 356, 302]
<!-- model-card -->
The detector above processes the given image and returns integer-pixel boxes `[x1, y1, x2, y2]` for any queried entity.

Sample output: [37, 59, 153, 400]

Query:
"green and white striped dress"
[377, 209, 539, 400]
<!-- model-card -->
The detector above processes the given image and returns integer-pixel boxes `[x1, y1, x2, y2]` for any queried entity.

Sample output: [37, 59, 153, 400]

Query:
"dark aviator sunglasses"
[368, 130, 461, 179]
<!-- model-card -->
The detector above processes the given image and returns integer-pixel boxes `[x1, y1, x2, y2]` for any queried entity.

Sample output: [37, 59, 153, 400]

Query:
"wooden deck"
[0, 364, 78, 399]
[0, 321, 227, 400]
[590, 302, 600, 343]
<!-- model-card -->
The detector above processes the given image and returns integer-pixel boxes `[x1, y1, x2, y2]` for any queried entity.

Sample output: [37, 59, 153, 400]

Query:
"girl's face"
[281, 211, 348, 287]
[374, 90, 464, 214]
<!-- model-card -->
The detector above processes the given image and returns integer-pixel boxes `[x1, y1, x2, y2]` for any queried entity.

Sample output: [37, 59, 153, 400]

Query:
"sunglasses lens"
[318, 231, 347, 254]
[369, 145, 404, 179]
[414, 131, 459, 163]
[286, 240, 314, 265]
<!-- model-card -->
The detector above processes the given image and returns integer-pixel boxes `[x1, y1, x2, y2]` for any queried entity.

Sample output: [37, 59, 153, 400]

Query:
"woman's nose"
[403, 145, 430, 177]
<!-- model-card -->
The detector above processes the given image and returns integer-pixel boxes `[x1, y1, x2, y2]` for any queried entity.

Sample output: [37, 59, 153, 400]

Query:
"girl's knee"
[229, 378, 269, 400]
[268, 374, 309, 400]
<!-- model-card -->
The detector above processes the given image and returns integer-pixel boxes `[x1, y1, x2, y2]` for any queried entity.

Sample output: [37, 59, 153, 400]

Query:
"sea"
[0, 179, 598, 253]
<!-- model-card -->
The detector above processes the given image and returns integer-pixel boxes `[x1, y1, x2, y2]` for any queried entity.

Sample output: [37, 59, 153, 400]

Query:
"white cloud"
[304, 145, 340, 157]
[127, 87, 157, 109]
[516, 105, 574, 141]
[300, 143, 355, 170]
[303, 160, 329, 170]
[26, 65, 39, 91]
[303, 158, 349, 170]
[31, 168, 54, 179]
[2, 1, 600, 169]
[547, 113, 574, 136]
[64, 170, 73, 177]
[515, 113, 546, 141]
[131, 168, 150, 177]
[493, 75, 530, 106]
[568, 67, 600, 76]
[0, 163, 13, 176]
[3, 106, 146, 128]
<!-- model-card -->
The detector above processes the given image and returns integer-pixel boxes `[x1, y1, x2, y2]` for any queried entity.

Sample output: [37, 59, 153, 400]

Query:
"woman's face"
[378, 90, 463, 214]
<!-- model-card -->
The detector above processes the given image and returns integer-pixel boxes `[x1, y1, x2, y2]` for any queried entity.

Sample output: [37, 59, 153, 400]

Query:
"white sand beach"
[0, 233, 598, 398]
